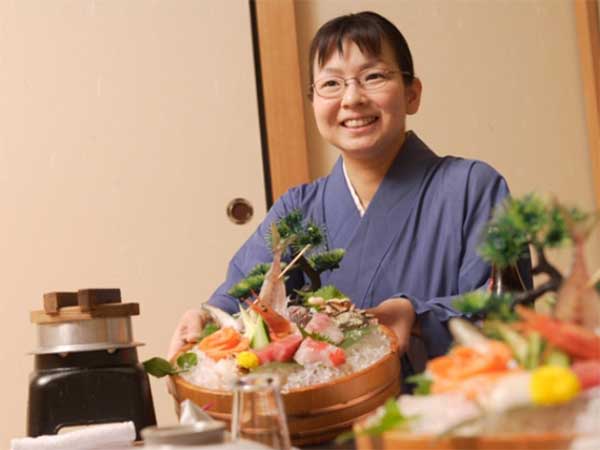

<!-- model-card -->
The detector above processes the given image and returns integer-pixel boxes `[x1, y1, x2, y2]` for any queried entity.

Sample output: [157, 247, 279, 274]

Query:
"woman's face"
[311, 39, 421, 161]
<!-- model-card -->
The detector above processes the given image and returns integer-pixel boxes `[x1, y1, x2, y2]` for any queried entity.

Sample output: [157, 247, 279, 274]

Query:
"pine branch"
[531, 245, 563, 282]
[298, 255, 321, 291]
[511, 278, 561, 306]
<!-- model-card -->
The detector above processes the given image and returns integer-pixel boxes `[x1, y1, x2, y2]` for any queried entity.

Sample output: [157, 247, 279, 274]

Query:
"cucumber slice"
[251, 316, 270, 350]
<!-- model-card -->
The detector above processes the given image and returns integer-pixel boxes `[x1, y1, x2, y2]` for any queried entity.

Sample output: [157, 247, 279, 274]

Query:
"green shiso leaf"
[340, 325, 374, 349]
[337, 398, 413, 442]
[453, 291, 517, 322]
[298, 326, 336, 345]
[405, 373, 432, 396]
[198, 322, 220, 340]
[144, 352, 199, 378]
[176, 352, 198, 371]
[298, 285, 347, 301]
[364, 398, 412, 435]
[143, 357, 176, 378]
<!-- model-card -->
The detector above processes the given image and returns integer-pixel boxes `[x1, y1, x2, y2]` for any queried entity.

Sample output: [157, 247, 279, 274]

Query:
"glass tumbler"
[230, 373, 291, 450]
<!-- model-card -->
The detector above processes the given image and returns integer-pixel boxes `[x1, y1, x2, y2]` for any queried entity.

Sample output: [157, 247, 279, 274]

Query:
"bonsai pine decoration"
[227, 211, 345, 303]
[455, 194, 600, 325]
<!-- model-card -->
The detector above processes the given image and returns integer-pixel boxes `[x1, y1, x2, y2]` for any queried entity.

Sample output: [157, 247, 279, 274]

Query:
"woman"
[168, 12, 530, 377]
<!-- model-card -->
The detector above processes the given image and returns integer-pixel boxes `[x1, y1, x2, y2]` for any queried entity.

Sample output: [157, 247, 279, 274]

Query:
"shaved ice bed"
[181, 327, 390, 392]
[363, 388, 600, 448]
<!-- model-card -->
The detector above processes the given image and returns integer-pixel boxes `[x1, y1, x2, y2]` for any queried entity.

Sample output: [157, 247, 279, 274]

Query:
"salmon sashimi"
[198, 327, 249, 361]
[250, 297, 295, 340]
[428, 341, 513, 381]
[516, 305, 600, 360]
[431, 370, 518, 400]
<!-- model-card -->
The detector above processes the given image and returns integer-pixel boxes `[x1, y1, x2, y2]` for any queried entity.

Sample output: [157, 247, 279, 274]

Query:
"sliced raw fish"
[258, 226, 288, 317]
[294, 337, 346, 367]
[255, 333, 303, 365]
[305, 313, 344, 344]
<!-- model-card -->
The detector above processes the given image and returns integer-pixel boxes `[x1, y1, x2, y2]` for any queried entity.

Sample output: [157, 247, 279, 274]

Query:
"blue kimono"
[208, 132, 531, 371]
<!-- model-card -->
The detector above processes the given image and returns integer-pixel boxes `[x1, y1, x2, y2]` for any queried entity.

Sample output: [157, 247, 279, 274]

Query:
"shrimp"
[516, 305, 600, 360]
[553, 212, 600, 331]
[249, 297, 296, 341]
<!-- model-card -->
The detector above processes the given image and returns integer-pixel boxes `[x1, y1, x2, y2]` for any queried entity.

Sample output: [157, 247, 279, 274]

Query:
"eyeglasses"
[311, 69, 412, 99]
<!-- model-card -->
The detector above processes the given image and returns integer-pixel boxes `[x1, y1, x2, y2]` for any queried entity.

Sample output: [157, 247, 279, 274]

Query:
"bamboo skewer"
[278, 244, 311, 280]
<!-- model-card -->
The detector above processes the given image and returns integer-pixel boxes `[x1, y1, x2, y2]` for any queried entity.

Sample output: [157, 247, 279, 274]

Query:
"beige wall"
[295, 0, 600, 274]
[0, 1, 266, 446]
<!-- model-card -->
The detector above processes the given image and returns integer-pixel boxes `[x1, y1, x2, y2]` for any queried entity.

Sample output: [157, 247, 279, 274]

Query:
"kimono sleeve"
[394, 161, 531, 358]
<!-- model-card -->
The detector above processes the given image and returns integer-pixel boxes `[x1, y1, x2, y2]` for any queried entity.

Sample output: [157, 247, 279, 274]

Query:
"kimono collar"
[323, 131, 441, 307]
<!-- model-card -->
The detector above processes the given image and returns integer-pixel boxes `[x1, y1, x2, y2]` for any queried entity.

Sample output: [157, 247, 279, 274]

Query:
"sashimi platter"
[353, 196, 600, 450]
[144, 212, 401, 445]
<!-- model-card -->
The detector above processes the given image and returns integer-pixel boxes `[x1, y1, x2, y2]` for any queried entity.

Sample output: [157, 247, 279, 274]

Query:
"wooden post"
[253, 0, 311, 203]
[575, 0, 600, 208]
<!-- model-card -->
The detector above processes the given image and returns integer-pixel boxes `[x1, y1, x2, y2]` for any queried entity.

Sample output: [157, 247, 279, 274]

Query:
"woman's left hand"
[367, 298, 416, 355]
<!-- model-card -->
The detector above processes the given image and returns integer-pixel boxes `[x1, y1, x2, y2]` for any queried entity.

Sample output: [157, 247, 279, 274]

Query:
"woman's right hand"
[167, 308, 210, 360]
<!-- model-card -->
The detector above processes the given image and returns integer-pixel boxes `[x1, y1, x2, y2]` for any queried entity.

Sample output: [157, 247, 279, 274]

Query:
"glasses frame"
[311, 69, 413, 99]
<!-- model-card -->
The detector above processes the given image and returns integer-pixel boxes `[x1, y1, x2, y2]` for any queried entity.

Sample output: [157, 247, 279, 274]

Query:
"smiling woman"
[169, 11, 532, 387]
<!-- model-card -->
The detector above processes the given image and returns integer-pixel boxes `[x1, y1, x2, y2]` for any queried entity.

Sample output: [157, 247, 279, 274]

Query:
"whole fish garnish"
[201, 304, 242, 332]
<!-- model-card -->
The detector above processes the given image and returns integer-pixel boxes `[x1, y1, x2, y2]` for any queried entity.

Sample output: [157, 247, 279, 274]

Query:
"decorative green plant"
[480, 195, 597, 304]
[456, 194, 599, 315]
[227, 210, 345, 301]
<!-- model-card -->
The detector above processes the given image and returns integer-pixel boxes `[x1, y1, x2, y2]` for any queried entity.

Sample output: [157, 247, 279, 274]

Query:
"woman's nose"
[340, 80, 365, 107]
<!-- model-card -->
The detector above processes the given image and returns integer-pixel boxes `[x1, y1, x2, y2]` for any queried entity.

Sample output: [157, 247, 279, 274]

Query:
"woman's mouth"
[341, 116, 379, 129]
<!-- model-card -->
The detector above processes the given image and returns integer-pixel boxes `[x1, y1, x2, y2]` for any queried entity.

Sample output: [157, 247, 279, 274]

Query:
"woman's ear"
[405, 77, 422, 115]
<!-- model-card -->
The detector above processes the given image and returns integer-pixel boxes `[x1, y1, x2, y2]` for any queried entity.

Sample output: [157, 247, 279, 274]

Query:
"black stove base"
[27, 348, 156, 441]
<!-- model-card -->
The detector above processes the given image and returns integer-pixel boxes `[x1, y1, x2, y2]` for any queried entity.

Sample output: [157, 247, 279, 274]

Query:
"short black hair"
[308, 11, 415, 98]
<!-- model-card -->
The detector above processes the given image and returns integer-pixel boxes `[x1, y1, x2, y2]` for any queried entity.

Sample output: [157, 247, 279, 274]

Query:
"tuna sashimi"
[255, 333, 303, 365]
[294, 337, 346, 367]
[305, 313, 344, 344]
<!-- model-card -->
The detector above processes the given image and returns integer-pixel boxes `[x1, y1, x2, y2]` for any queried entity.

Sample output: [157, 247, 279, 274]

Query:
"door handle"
[226, 198, 254, 225]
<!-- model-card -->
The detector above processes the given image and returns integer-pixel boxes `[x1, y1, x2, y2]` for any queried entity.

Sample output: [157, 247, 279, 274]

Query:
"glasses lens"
[360, 70, 389, 90]
[315, 77, 343, 98]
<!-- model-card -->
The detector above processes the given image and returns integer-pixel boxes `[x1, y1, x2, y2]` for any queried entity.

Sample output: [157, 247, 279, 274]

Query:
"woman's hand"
[367, 298, 416, 355]
[167, 308, 210, 360]
[167, 308, 210, 402]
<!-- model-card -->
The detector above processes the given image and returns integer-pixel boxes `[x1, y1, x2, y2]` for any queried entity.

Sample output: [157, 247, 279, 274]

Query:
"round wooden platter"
[354, 424, 577, 450]
[171, 325, 401, 446]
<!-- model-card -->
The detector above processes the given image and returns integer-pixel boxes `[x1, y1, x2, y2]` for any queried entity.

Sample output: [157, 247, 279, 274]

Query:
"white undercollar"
[342, 160, 365, 217]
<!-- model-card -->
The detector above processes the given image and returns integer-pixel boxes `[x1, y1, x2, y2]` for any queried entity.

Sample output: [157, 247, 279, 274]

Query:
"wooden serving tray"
[171, 326, 401, 446]
[354, 427, 576, 450]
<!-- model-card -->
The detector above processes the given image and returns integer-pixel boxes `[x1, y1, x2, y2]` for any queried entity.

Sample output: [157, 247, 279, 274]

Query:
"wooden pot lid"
[31, 288, 140, 324]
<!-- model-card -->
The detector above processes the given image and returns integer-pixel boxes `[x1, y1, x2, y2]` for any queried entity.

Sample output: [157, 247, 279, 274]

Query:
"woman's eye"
[320, 79, 341, 88]
[364, 71, 386, 82]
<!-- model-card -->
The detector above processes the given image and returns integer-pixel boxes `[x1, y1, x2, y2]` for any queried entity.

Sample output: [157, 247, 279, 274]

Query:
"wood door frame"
[575, 0, 600, 208]
[251, 0, 311, 207]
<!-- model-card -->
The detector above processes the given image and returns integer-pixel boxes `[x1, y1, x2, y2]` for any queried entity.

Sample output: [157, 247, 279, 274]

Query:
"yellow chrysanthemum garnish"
[530, 365, 581, 406]
[236, 351, 260, 369]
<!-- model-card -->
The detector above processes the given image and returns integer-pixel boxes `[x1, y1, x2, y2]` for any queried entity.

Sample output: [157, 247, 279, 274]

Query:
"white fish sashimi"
[397, 393, 481, 435]
[305, 313, 344, 344]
